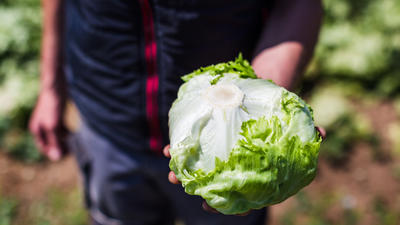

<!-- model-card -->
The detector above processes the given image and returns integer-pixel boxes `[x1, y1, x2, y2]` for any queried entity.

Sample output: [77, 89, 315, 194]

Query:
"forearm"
[251, 0, 323, 90]
[41, 0, 65, 92]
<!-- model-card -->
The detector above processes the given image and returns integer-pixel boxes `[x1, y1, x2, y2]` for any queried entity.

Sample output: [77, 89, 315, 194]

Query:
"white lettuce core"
[203, 83, 244, 108]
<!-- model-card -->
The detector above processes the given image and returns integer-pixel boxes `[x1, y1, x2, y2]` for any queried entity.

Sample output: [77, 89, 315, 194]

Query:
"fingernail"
[48, 149, 61, 161]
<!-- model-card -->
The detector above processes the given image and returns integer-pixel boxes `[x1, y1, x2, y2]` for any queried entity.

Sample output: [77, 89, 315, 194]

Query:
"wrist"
[40, 73, 66, 93]
[40, 53, 66, 95]
[40, 76, 67, 99]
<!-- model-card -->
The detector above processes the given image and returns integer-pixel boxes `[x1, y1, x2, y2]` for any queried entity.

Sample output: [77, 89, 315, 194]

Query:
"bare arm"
[252, 0, 323, 90]
[41, 0, 65, 91]
[29, 0, 66, 161]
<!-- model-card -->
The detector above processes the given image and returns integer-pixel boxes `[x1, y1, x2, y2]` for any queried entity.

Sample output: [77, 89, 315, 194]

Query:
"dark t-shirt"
[65, 0, 270, 153]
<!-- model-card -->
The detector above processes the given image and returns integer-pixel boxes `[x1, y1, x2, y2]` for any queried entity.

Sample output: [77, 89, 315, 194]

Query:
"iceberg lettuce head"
[168, 56, 321, 215]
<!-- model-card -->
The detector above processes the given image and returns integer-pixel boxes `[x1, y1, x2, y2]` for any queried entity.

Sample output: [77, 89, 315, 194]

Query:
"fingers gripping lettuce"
[168, 55, 321, 215]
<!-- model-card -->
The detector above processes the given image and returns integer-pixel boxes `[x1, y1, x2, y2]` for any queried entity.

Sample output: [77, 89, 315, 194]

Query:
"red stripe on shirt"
[139, 0, 162, 153]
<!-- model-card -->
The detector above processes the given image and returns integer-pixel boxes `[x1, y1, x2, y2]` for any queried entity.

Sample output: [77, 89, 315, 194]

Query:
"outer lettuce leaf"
[181, 54, 257, 83]
[169, 59, 321, 215]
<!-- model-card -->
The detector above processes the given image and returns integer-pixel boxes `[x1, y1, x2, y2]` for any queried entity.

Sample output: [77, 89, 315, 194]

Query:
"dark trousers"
[68, 121, 268, 225]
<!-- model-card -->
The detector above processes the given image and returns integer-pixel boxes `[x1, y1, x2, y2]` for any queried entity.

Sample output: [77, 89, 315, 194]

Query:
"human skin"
[29, 0, 66, 161]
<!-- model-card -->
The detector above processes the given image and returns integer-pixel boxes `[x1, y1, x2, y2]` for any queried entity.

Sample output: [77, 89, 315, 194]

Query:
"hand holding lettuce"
[167, 56, 322, 215]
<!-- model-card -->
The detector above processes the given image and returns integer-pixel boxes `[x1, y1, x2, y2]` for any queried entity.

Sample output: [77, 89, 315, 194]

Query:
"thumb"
[316, 126, 326, 140]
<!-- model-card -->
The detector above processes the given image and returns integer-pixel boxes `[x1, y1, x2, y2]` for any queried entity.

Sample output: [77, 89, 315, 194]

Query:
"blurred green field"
[0, 0, 400, 224]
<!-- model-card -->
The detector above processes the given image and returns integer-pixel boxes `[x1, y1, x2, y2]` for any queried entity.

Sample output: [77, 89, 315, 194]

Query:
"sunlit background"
[1, 0, 400, 224]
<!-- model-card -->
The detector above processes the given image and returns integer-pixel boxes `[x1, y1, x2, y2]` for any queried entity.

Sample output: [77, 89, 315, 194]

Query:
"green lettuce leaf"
[181, 54, 258, 84]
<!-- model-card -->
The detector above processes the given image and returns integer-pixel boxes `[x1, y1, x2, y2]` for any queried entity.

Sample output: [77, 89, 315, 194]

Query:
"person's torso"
[65, 0, 267, 153]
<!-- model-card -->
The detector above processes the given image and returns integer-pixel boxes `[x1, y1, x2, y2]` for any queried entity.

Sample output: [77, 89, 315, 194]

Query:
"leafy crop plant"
[168, 55, 321, 215]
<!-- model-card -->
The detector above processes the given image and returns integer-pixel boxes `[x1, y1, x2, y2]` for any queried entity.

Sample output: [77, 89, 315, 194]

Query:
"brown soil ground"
[0, 153, 80, 224]
[0, 154, 79, 201]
